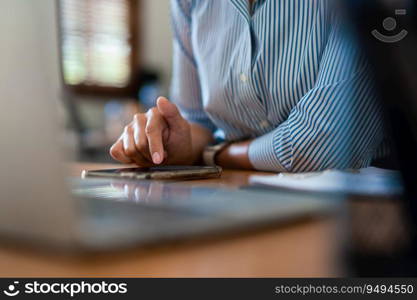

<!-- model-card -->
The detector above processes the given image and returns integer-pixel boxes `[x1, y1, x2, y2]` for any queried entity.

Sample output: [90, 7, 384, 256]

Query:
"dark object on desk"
[82, 166, 222, 181]
[344, 0, 417, 276]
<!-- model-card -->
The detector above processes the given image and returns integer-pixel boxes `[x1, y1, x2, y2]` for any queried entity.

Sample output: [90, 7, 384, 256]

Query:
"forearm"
[189, 124, 254, 169]
[216, 140, 254, 170]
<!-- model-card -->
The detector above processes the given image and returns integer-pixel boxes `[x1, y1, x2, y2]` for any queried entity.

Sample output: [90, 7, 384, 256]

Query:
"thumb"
[156, 97, 186, 127]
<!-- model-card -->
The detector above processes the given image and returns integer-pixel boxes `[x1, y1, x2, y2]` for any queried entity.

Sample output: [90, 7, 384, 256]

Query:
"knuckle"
[109, 146, 118, 158]
[133, 113, 145, 123]
[109, 144, 117, 154]
[124, 125, 131, 133]
[145, 124, 156, 135]
[110, 149, 124, 161]
[110, 141, 121, 153]
[147, 107, 158, 115]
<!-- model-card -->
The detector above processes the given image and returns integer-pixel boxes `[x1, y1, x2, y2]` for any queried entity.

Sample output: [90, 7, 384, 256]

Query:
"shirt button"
[260, 120, 270, 129]
[239, 73, 248, 83]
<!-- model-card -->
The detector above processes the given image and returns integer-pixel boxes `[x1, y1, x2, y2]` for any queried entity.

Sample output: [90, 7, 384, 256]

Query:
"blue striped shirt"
[170, 0, 386, 172]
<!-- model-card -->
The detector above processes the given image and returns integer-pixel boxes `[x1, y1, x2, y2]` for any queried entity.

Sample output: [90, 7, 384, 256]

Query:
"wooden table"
[0, 163, 341, 277]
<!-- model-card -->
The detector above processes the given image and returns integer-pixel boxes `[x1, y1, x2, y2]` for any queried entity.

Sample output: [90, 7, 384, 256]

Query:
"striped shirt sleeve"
[169, 0, 216, 132]
[248, 14, 385, 173]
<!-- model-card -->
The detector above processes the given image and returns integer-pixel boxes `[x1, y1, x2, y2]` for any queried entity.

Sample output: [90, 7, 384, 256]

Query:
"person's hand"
[109, 97, 194, 166]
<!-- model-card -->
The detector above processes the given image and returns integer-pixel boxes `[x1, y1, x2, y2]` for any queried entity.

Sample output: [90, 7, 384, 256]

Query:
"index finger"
[145, 108, 167, 164]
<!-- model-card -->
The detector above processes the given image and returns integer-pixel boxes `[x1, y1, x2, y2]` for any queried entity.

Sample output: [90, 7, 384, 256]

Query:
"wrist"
[216, 140, 253, 170]
[202, 142, 230, 166]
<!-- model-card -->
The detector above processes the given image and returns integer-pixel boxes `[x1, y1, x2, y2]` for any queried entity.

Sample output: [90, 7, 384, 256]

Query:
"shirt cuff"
[248, 126, 289, 173]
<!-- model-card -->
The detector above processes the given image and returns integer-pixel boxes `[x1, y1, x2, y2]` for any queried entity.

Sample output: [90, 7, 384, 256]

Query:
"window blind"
[60, 0, 133, 88]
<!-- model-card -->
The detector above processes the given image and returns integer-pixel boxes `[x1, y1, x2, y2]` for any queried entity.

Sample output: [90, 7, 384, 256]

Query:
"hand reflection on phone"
[110, 180, 191, 205]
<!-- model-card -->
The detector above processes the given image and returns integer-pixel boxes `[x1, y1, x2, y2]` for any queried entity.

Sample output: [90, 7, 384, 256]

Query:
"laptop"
[0, 0, 335, 251]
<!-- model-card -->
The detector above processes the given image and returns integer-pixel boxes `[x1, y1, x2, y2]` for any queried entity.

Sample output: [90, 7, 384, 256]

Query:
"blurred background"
[56, 0, 172, 162]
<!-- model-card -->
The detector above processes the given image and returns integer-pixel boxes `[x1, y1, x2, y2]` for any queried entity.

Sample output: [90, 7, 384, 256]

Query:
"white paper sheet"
[249, 167, 403, 196]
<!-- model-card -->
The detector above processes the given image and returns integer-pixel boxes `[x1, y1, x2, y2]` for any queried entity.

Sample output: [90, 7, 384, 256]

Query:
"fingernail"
[152, 152, 162, 164]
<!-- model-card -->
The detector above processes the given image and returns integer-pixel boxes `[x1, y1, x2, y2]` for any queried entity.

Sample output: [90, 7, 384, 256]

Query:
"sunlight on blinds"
[60, 0, 132, 88]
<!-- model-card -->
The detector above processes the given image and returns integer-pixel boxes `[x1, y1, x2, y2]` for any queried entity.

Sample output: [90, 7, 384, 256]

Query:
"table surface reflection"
[0, 163, 341, 277]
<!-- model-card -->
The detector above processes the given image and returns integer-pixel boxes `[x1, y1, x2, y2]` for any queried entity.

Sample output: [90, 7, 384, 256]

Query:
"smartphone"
[81, 165, 222, 181]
